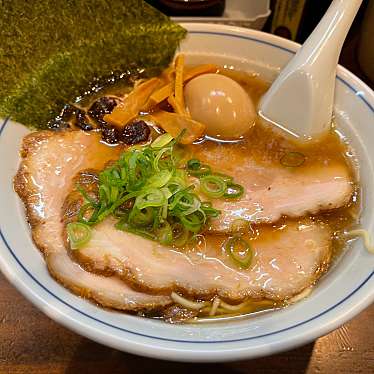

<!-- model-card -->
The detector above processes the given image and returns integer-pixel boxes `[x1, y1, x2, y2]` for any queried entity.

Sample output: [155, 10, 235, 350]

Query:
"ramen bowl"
[0, 23, 373, 362]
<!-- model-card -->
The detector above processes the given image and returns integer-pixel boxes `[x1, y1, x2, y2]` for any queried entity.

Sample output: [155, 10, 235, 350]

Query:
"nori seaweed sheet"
[0, 0, 186, 128]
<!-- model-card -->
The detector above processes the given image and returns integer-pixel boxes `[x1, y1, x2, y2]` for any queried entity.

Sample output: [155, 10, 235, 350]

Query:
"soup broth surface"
[71, 66, 359, 321]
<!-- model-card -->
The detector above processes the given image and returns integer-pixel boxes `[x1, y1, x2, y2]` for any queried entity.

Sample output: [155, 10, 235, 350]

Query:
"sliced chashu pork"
[193, 143, 354, 232]
[70, 216, 331, 301]
[14, 130, 171, 311]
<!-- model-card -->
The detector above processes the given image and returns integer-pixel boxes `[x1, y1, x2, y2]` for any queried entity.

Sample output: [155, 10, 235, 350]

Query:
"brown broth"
[183, 68, 359, 321]
[204, 67, 359, 259]
[76, 65, 360, 322]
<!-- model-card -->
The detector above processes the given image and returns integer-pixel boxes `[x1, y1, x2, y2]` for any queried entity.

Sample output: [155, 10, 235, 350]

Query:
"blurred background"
[146, 0, 373, 87]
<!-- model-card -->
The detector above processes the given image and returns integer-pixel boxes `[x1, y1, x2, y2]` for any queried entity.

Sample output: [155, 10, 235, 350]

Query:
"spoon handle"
[259, 0, 363, 139]
[296, 0, 363, 75]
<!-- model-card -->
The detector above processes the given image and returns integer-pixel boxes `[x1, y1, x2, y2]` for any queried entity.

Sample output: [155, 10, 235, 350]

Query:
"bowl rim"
[0, 23, 373, 362]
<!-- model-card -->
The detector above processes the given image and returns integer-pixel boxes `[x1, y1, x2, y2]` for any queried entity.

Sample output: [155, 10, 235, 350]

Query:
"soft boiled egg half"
[184, 73, 256, 139]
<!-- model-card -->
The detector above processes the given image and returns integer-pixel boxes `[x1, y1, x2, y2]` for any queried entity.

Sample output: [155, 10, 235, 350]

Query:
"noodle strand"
[209, 297, 221, 316]
[346, 229, 374, 254]
[171, 292, 209, 310]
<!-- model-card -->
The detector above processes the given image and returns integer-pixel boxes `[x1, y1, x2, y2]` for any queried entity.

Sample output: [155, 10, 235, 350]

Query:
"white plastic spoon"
[259, 0, 363, 140]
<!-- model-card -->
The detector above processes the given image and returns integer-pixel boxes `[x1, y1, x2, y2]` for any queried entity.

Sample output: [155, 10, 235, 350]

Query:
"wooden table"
[1, 24, 373, 374]
[0, 271, 373, 373]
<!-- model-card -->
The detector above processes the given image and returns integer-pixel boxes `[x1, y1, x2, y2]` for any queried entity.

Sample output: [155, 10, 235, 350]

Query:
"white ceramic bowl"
[0, 23, 373, 362]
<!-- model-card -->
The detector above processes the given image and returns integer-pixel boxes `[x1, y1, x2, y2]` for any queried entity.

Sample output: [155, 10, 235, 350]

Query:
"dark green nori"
[0, 0, 186, 128]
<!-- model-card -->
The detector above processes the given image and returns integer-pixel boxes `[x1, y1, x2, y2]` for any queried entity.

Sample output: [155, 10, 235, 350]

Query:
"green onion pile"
[68, 133, 245, 249]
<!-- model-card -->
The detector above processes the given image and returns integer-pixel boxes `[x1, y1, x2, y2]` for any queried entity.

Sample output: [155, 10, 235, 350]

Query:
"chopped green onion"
[135, 188, 166, 209]
[147, 169, 172, 188]
[151, 133, 174, 148]
[201, 201, 221, 218]
[75, 133, 244, 248]
[115, 219, 156, 240]
[157, 222, 173, 244]
[78, 203, 99, 225]
[167, 170, 187, 194]
[161, 186, 173, 200]
[180, 210, 206, 233]
[76, 185, 98, 206]
[113, 206, 131, 218]
[280, 152, 305, 167]
[169, 190, 201, 216]
[186, 159, 211, 176]
[129, 207, 154, 226]
[153, 147, 173, 171]
[171, 223, 190, 247]
[66, 222, 92, 250]
[224, 236, 253, 269]
[187, 158, 201, 170]
[200, 175, 227, 198]
[224, 183, 244, 199]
